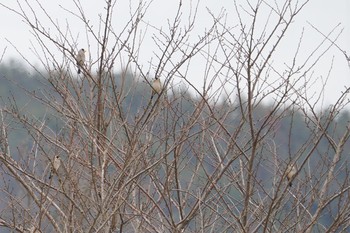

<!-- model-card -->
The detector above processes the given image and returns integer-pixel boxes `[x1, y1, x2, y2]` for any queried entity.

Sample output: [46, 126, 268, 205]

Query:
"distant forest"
[1, 60, 349, 161]
[1, 60, 349, 230]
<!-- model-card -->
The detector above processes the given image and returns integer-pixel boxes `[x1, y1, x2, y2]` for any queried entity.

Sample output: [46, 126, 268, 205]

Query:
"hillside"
[0, 62, 349, 231]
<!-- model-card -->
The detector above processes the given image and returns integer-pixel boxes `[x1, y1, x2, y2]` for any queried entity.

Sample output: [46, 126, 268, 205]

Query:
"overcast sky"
[0, 0, 349, 108]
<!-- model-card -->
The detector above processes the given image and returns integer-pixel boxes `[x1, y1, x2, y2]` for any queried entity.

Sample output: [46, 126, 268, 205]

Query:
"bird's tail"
[78, 68, 81, 74]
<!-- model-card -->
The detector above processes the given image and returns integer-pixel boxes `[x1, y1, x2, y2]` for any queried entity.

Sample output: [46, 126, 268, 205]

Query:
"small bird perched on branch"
[286, 163, 297, 187]
[49, 155, 61, 179]
[76, 48, 86, 74]
[151, 77, 162, 99]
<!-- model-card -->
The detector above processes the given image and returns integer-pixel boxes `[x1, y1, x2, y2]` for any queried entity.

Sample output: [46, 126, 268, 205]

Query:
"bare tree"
[0, 0, 349, 232]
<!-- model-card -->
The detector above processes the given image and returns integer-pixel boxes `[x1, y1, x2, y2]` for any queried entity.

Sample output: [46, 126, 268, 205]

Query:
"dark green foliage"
[0, 61, 349, 230]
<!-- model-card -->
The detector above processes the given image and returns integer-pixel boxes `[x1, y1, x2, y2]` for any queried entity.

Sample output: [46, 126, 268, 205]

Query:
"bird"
[49, 155, 61, 179]
[151, 77, 162, 99]
[76, 48, 86, 74]
[286, 163, 297, 187]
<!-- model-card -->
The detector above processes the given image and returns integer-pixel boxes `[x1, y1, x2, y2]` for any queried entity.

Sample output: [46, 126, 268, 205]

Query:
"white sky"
[0, 0, 349, 108]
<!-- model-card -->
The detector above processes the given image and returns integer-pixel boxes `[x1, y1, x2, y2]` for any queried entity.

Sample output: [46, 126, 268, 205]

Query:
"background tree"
[0, 0, 349, 232]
